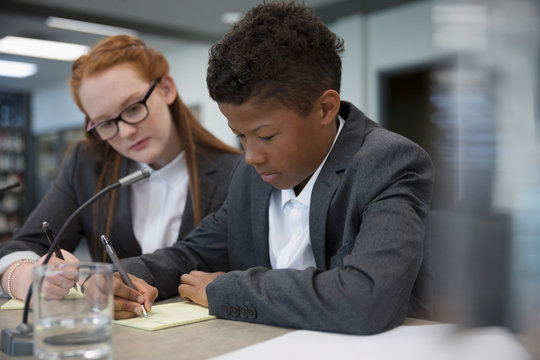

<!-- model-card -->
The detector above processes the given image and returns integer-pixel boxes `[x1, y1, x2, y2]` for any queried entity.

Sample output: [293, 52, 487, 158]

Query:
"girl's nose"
[116, 120, 138, 139]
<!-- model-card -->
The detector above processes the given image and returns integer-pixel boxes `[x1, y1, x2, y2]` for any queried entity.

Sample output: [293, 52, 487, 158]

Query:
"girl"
[0, 35, 240, 301]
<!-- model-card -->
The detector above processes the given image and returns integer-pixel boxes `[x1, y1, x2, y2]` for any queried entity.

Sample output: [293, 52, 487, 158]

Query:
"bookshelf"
[0, 91, 32, 242]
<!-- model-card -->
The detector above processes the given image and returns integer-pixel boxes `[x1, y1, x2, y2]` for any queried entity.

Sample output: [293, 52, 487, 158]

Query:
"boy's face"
[219, 98, 337, 193]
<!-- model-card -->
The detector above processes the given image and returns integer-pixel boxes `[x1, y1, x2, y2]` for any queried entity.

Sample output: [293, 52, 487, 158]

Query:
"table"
[2, 297, 528, 360]
[0, 296, 296, 360]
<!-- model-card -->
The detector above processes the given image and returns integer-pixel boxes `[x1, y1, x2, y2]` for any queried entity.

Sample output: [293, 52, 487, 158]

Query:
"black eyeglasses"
[87, 79, 160, 141]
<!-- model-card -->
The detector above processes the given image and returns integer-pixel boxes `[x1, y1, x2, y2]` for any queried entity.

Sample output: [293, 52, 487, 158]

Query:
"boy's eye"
[260, 136, 274, 141]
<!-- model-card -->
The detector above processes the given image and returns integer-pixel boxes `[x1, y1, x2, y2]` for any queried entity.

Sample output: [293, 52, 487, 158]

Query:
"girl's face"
[79, 64, 182, 169]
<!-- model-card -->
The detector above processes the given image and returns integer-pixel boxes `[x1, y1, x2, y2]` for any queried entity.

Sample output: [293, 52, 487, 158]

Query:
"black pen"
[100, 234, 148, 317]
[43, 222, 78, 291]
[42, 221, 64, 260]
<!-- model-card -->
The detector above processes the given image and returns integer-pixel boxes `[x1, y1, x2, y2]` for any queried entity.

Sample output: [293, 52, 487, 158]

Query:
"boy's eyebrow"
[228, 124, 270, 134]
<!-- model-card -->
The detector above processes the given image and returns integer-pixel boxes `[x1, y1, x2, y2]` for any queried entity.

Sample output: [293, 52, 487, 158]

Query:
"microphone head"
[140, 167, 151, 179]
[117, 168, 151, 187]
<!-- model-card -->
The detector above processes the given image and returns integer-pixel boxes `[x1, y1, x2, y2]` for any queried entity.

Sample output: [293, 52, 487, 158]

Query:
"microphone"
[0, 181, 20, 193]
[118, 168, 150, 187]
[1, 168, 150, 356]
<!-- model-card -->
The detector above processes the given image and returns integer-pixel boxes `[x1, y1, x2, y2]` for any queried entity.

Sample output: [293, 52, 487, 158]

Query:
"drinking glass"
[33, 262, 113, 360]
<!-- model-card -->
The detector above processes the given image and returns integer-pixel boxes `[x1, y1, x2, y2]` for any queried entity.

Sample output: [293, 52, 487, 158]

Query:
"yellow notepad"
[114, 302, 215, 331]
[1, 298, 24, 310]
[1, 286, 83, 311]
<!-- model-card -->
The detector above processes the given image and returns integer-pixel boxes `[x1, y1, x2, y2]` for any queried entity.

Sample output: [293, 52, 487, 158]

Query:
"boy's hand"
[112, 273, 158, 319]
[178, 271, 224, 307]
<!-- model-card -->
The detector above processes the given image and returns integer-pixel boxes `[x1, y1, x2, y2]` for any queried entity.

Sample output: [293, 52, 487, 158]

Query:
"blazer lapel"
[111, 158, 142, 256]
[310, 170, 341, 269]
[198, 165, 218, 214]
[251, 175, 273, 267]
[309, 102, 367, 269]
[177, 150, 219, 241]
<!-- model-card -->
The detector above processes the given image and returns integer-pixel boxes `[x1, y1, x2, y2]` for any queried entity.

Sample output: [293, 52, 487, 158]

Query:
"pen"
[43, 221, 79, 291]
[100, 234, 148, 317]
[42, 221, 64, 260]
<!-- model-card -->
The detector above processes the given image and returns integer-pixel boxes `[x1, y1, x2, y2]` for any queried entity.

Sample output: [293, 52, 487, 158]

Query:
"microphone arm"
[23, 167, 150, 323]
[1, 168, 150, 356]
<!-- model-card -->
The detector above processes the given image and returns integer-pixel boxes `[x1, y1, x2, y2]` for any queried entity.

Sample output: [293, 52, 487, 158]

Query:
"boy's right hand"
[112, 273, 158, 319]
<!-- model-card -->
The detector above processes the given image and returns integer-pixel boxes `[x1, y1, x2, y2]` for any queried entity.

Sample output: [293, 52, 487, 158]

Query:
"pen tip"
[141, 304, 148, 318]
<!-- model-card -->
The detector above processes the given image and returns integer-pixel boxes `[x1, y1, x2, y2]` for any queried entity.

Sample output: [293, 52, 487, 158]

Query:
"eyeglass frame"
[86, 78, 161, 141]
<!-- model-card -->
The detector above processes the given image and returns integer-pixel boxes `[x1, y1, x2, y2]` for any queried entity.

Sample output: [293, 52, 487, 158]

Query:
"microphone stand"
[1, 168, 150, 356]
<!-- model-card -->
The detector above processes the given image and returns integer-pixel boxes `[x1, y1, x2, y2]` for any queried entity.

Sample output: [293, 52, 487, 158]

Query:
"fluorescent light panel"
[0, 36, 89, 61]
[46, 17, 138, 37]
[221, 12, 242, 24]
[0, 59, 38, 78]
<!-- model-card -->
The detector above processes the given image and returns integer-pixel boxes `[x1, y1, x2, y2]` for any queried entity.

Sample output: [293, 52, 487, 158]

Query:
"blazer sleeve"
[205, 133, 434, 335]
[0, 142, 98, 259]
[120, 148, 241, 297]
[120, 198, 232, 298]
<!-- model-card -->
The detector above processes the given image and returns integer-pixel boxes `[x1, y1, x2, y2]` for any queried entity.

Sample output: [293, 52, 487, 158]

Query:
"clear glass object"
[33, 262, 113, 360]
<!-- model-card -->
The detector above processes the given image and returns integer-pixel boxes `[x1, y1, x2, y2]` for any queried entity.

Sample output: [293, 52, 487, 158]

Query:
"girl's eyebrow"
[90, 90, 146, 123]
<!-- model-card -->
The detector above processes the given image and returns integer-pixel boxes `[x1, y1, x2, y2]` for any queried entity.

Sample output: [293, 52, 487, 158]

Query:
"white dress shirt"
[130, 151, 189, 254]
[268, 116, 345, 270]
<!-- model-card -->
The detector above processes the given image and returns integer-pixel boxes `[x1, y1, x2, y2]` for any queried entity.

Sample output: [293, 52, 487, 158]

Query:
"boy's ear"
[159, 75, 178, 105]
[318, 90, 340, 126]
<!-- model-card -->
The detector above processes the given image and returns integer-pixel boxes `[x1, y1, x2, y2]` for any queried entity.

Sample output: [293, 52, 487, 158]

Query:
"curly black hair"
[207, 1, 344, 116]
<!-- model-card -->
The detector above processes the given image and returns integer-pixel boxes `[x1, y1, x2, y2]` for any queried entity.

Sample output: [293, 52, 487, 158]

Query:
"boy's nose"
[243, 143, 266, 166]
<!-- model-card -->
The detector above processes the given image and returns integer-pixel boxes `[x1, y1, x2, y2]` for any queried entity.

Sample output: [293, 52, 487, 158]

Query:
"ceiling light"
[0, 60, 38, 78]
[221, 12, 242, 25]
[0, 36, 89, 61]
[46, 17, 138, 37]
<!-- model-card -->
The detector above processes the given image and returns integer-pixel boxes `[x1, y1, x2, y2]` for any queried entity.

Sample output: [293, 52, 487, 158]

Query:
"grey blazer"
[121, 102, 434, 335]
[0, 141, 239, 260]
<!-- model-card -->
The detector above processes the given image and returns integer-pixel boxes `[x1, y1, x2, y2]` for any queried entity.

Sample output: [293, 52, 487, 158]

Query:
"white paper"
[212, 324, 532, 360]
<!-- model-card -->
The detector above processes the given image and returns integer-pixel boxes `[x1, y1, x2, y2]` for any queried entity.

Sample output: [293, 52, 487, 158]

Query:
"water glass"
[33, 262, 113, 360]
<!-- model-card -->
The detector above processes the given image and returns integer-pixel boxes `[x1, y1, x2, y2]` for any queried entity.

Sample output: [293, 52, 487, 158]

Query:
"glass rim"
[33, 262, 113, 274]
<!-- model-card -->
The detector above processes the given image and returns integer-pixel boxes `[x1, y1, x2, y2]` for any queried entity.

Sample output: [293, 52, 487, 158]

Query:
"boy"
[116, 1, 434, 335]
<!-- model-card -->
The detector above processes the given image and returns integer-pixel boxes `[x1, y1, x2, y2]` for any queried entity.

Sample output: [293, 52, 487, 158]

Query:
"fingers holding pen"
[41, 273, 74, 299]
[112, 272, 157, 319]
[130, 274, 158, 314]
[37, 251, 81, 299]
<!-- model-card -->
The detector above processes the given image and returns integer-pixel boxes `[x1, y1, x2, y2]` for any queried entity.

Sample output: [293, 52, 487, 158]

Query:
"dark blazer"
[0, 141, 239, 260]
[121, 102, 434, 335]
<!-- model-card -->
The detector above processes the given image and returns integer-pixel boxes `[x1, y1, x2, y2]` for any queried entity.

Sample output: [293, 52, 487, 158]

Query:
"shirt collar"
[279, 115, 345, 209]
[136, 151, 187, 187]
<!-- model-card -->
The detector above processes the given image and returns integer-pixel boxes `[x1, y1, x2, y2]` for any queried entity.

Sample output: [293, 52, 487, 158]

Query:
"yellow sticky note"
[1, 298, 24, 310]
[114, 302, 215, 331]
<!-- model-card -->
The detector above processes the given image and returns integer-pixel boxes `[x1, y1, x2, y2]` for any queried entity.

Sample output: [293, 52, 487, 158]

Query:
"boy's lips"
[258, 171, 278, 183]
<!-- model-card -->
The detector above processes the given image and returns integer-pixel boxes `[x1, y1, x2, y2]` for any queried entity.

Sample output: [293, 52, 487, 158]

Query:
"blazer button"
[222, 304, 231, 316]
[247, 308, 257, 319]
[230, 305, 239, 317]
[239, 306, 248, 318]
